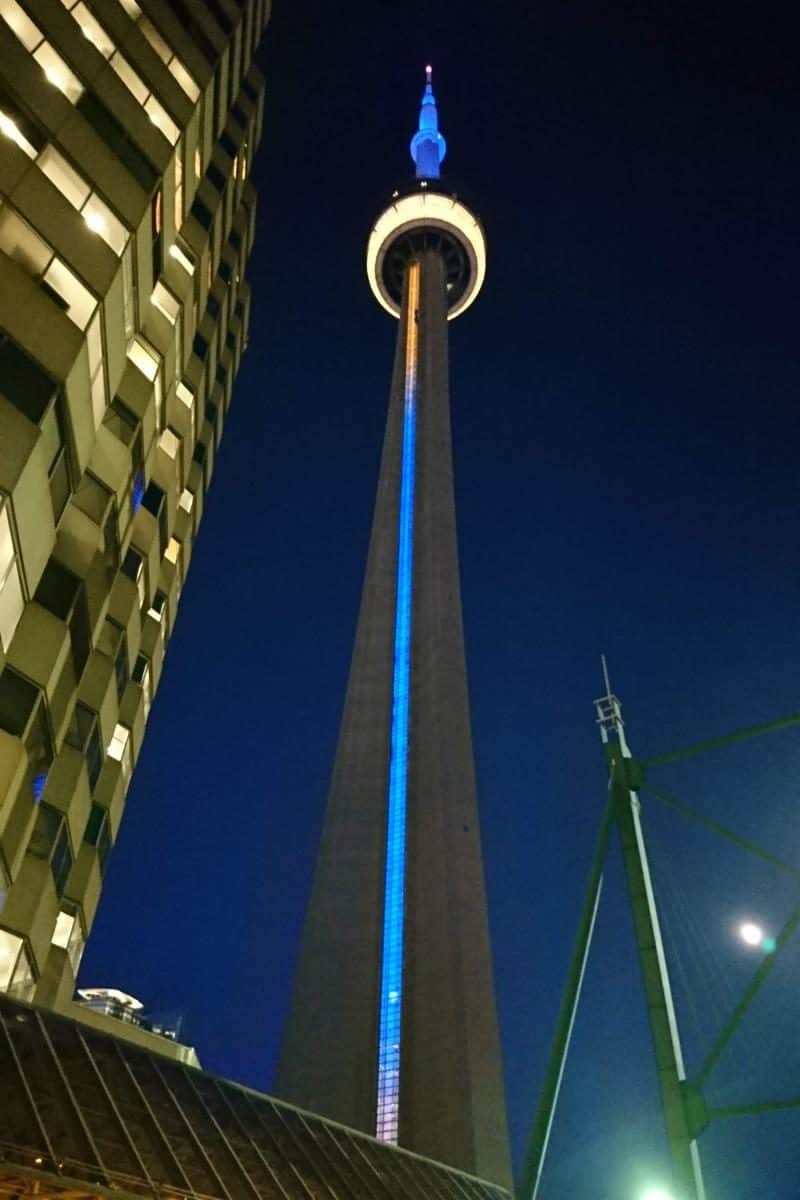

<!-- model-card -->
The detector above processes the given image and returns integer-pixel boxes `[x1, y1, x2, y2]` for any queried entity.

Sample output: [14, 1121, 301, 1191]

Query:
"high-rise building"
[277, 70, 512, 1188]
[0, 0, 269, 1027]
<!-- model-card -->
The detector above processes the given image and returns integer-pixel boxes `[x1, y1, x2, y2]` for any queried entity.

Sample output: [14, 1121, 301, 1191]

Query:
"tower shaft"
[276, 249, 511, 1187]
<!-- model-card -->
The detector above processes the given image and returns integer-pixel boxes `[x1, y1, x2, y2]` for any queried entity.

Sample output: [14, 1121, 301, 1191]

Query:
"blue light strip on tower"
[375, 260, 420, 1144]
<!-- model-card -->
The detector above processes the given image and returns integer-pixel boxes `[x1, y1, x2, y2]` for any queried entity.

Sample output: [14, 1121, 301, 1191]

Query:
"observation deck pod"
[0, 993, 511, 1200]
[366, 182, 486, 321]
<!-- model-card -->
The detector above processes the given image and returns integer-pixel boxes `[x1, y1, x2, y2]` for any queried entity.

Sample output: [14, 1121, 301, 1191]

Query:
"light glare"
[641, 1189, 674, 1200]
[739, 921, 763, 947]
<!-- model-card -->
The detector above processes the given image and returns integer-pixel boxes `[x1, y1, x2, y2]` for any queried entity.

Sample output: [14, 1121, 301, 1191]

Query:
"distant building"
[0, 0, 269, 1024]
[75, 986, 199, 1064]
[276, 71, 511, 1188]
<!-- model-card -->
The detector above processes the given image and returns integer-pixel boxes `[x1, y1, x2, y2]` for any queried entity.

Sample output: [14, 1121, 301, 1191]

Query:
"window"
[228, 228, 242, 250]
[0, 930, 34, 998]
[76, 92, 158, 191]
[34, 557, 90, 677]
[0, 497, 24, 652]
[151, 281, 180, 324]
[151, 188, 163, 280]
[38, 144, 128, 254]
[178, 488, 194, 513]
[127, 336, 162, 425]
[192, 333, 208, 360]
[137, 16, 199, 101]
[65, 702, 103, 790]
[51, 905, 85, 972]
[122, 243, 137, 341]
[190, 197, 213, 230]
[168, 241, 194, 275]
[142, 480, 168, 552]
[98, 617, 128, 700]
[87, 311, 106, 427]
[192, 441, 207, 466]
[242, 78, 259, 103]
[146, 590, 166, 624]
[41, 399, 71, 522]
[0, 667, 53, 798]
[0, 89, 46, 158]
[220, 132, 237, 158]
[0, 332, 56, 423]
[73, 470, 112, 527]
[58, 0, 181, 144]
[207, 293, 220, 320]
[231, 103, 248, 129]
[107, 723, 131, 775]
[121, 546, 146, 608]
[207, 162, 226, 193]
[0, 0, 84, 102]
[164, 537, 180, 566]
[0, 203, 97, 329]
[28, 802, 72, 896]
[173, 149, 184, 231]
[83, 802, 112, 871]
[132, 653, 152, 720]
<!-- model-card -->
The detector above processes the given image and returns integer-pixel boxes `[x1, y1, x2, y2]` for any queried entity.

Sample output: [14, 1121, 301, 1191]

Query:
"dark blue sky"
[82, 2, 800, 1195]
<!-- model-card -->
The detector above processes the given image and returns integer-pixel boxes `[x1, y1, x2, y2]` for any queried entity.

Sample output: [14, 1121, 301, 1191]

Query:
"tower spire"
[410, 64, 447, 180]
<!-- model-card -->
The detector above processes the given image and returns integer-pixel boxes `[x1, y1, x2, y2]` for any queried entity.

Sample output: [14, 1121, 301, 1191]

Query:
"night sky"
[81, 3, 800, 1196]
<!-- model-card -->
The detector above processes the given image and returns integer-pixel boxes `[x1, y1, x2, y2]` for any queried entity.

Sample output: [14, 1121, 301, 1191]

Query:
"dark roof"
[0, 994, 511, 1200]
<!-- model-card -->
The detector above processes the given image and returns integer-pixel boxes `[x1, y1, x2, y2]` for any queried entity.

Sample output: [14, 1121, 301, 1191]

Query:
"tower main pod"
[276, 72, 511, 1188]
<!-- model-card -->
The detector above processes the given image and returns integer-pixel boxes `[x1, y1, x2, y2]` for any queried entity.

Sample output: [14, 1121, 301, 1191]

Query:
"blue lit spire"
[410, 65, 447, 180]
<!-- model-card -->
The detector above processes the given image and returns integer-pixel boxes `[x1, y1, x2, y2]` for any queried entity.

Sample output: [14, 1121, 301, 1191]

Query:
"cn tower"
[276, 70, 511, 1188]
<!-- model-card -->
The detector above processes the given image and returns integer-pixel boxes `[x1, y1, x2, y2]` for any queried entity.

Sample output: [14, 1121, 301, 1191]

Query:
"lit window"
[117, 0, 141, 16]
[138, 16, 170, 62]
[38, 144, 90, 209]
[0, 929, 34, 997]
[127, 336, 159, 382]
[151, 281, 180, 324]
[169, 59, 199, 102]
[107, 722, 129, 761]
[173, 150, 184, 230]
[163, 536, 180, 565]
[107, 723, 132, 783]
[0, 929, 23, 988]
[178, 488, 193, 513]
[158, 427, 180, 459]
[34, 43, 84, 103]
[73, 2, 114, 58]
[109, 52, 148, 103]
[43, 257, 96, 329]
[176, 381, 194, 408]
[143, 95, 179, 145]
[0, 205, 52, 275]
[0, 497, 24, 652]
[0, 108, 37, 158]
[51, 906, 84, 972]
[82, 195, 127, 254]
[168, 242, 194, 275]
[51, 908, 74, 949]
[0, 0, 39, 49]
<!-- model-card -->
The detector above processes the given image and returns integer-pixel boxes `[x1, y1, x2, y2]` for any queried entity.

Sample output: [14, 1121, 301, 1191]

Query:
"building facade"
[0, 0, 268, 1019]
[276, 72, 512, 1188]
